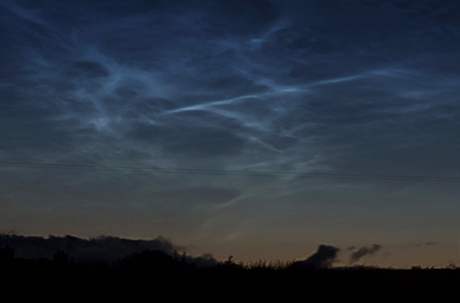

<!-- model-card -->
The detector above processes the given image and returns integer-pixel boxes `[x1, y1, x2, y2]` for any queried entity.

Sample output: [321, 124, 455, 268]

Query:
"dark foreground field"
[1, 235, 458, 298]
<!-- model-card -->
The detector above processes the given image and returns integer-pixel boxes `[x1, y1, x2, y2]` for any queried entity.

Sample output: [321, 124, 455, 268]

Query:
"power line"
[0, 160, 460, 183]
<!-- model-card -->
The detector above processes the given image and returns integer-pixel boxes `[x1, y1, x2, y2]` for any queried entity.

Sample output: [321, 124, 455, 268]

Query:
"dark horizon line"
[0, 233, 451, 270]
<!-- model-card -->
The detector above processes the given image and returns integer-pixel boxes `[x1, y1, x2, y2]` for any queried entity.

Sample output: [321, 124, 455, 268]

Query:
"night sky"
[2, 0, 460, 267]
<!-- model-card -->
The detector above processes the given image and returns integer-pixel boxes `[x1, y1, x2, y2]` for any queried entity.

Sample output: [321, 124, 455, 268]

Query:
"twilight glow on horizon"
[1, 0, 460, 267]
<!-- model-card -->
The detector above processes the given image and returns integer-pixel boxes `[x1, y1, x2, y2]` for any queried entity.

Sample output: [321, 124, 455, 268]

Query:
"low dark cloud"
[349, 244, 382, 264]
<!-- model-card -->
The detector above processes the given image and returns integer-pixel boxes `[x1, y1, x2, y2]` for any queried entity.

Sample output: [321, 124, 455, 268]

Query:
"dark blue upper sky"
[1, 0, 460, 266]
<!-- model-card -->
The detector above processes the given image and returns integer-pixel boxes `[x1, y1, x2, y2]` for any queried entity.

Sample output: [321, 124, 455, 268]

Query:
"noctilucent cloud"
[1, 0, 460, 267]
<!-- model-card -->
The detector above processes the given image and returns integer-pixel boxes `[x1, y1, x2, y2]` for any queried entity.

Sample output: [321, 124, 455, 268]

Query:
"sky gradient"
[1, 0, 460, 267]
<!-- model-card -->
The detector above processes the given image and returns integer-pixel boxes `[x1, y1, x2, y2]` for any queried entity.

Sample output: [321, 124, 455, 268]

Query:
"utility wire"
[1, 160, 460, 183]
